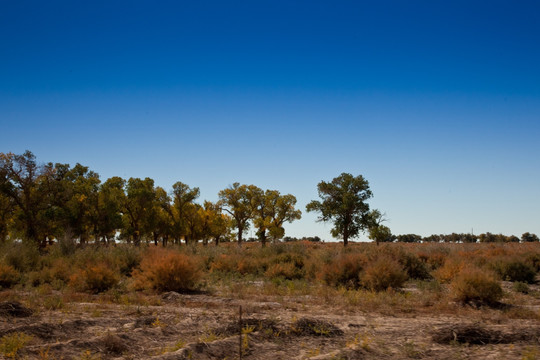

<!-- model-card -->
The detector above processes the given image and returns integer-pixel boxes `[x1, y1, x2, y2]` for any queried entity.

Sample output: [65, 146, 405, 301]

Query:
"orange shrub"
[318, 253, 366, 288]
[132, 248, 201, 293]
[69, 262, 119, 293]
[360, 256, 408, 291]
[433, 258, 465, 283]
[450, 268, 503, 306]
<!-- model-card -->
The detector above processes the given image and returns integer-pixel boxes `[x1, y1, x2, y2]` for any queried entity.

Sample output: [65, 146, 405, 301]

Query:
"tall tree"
[0, 151, 55, 247]
[254, 190, 301, 246]
[0, 193, 13, 243]
[200, 201, 231, 246]
[218, 183, 259, 247]
[306, 173, 373, 246]
[122, 177, 155, 246]
[366, 209, 392, 246]
[170, 182, 200, 244]
[60, 163, 101, 244]
[94, 176, 125, 244]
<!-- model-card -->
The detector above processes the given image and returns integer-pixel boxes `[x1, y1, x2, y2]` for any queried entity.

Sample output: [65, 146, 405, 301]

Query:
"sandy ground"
[1, 284, 539, 360]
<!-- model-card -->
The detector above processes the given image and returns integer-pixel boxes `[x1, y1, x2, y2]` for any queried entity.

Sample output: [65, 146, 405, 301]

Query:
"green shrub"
[110, 246, 142, 276]
[513, 281, 530, 294]
[450, 268, 503, 306]
[399, 252, 431, 280]
[0, 332, 33, 359]
[360, 256, 408, 291]
[1, 242, 40, 273]
[492, 259, 536, 283]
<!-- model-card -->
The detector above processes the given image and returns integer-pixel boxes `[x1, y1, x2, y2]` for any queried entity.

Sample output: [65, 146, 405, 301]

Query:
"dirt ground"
[1, 284, 539, 360]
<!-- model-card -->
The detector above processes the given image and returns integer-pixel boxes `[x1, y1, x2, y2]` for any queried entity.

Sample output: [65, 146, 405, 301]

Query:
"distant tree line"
[0, 151, 301, 248]
[1, 152, 537, 248]
[379, 232, 539, 243]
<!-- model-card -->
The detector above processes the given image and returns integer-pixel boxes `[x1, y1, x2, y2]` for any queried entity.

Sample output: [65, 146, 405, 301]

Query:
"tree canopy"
[306, 173, 373, 246]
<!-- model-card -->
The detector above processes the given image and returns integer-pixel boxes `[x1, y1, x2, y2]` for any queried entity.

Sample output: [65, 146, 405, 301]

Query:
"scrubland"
[0, 241, 539, 359]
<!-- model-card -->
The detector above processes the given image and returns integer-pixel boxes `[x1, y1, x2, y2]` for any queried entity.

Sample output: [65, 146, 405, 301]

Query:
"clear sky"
[1, 1, 539, 240]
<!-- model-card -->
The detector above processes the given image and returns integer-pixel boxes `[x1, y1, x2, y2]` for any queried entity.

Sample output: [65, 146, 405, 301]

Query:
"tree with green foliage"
[0, 151, 56, 247]
[122, 177, 156, 246]
[94, 176, 125, 244]
[170, 182, 200, 244]
[0, 192, 13, 243]
[60, 163, 101, 244]
[264, 191, 302, 245]
[521, 232, 539, 242]
[218, 183, 259, 247]
[366, 209, 393, 245]
[306, 173, 373, 246]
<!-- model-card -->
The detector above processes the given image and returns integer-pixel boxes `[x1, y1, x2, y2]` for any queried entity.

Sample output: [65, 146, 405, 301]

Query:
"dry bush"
[28, 258, 71, 288]
[69, 262, 119, 293]
[360, 256, 408, 291]
[397, 252, 431, 280]
[491, 258, 536, 283]
[132, 248, 202, 293]
[0, 264, 20, 288]
[450, 268, 503, 306]
[265, 253, 306, 280]
[433, 258, 465, 283]
[265, 262, 304, 280]
[318, 253, 366, 288]
[210, 253, 265, 276]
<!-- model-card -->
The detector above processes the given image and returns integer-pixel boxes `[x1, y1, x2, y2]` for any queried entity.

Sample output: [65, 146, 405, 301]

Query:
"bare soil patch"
[1, 287, 539, 360]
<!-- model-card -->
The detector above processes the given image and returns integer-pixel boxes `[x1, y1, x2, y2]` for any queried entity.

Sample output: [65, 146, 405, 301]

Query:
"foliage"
[306, 173, 373, 246]
[0, 263, 20, 288]
[450, 268, 503, 306]
[132, 247, 202, 292]
[0, 332, 33, 359]
[360, 256, 408, 291]
[69, 262, 119, 293]
[490, 258, 536, 283]
[318, 253, 367, 288]
[218, 183, 259, 247]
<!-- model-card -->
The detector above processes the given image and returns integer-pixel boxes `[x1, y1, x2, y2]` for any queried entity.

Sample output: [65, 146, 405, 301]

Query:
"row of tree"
[2, 151, 537, 247]
[0, 151, 302, 248]
[390, 232, 539, 243]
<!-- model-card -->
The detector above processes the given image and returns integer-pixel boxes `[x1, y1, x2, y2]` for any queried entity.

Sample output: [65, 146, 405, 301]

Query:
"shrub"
[491, 259, 536, 283]
[450, 268, 503, 306]
[526, 253, 540, 272]
[433, 258, 465, 283]
[318, 253, 366, 288]
[110, 246, 142, 276]
[360, 256, 408, 291]
[0, 264, 20, 288]
[132, 248, 202, 293]
[399, 252, 431, 280]
[513, 281, 530, 294]
[69, 262, 119, 293]
[265, 262, 304, 280]
[0, 332, 33, 359]
[1, 242, 40, 273]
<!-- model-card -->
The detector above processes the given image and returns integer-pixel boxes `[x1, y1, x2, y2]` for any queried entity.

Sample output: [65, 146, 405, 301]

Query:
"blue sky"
[1, 1, 539, 240]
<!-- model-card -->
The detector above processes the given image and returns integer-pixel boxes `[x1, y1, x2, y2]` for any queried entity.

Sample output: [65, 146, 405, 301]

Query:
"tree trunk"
[237, 224, 243, 247]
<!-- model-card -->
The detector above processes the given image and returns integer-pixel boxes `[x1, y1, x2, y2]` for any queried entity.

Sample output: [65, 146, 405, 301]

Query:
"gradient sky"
[1, 1, 539, 240]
